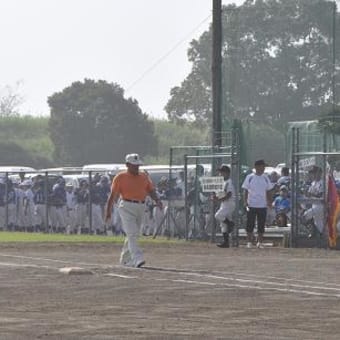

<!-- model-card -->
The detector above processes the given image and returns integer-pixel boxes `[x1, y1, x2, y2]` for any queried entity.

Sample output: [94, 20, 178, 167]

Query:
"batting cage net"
[214, 0, 340, 166]
[150, 129, 242, 245]
[290, 126, 340, 249]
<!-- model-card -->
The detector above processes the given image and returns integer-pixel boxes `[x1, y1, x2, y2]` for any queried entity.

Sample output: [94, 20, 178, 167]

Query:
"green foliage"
[0, 82, 24, 117]
[144, 119, 210, 164]
[166, 0, 339, 126]
[0, 141, 54, 168]
[243, 121, 286, 166]
[48, 79, 158, 165]
[0, 116, 54, 167]
[0, 115, 48, 138]
[0, 114, 285, 167]
[0, 114, 210, 168]
[318, 105, 340, 134]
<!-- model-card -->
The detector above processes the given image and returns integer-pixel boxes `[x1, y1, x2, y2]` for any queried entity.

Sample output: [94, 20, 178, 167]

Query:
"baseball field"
[0, 233, 339, 339]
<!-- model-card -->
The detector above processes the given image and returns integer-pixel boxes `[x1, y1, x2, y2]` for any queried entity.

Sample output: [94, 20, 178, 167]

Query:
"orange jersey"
[111, 171, 154, 201]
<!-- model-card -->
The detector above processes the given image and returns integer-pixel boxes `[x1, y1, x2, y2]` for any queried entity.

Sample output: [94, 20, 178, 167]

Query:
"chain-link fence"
[152, 128, 242, 245]
[0, 170, 119, 235]
[290, 127, 340, 248]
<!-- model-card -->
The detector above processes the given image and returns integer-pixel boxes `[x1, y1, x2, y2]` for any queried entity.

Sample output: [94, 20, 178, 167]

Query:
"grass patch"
[0, 231, 186, 244]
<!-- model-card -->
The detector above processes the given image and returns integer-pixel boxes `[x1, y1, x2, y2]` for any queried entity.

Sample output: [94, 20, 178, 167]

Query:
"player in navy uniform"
[49, 177, 67, 233]
[74, 179, 90, 234]
[33, 180, 47, 232]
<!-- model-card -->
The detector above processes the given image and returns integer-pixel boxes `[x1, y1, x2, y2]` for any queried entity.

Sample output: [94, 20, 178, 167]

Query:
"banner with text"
[199, 176, 225, 193]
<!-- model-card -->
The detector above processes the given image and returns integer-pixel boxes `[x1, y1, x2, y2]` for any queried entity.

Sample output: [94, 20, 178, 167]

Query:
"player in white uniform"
[302, 166, 324, 236]
[22, 180, 35, 231]
[16, 182, 26, 230]
[6, 179, 17, 230]
[214, 164, 236, 248]
[65, 183, 76, 234]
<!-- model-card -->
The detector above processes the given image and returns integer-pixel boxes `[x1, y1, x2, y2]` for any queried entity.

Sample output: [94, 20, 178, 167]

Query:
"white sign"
[199, 176, 225, 192]
[299, 156, 316, 169]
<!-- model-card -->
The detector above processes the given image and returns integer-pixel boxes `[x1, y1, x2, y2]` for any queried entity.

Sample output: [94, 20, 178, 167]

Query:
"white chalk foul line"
[138, 269, 340, 297]
[0, 253, 98, 266]
[137, 268, 340, 298]
[0, 261, 54, 269]
[142, 264, 340, 289]
[182, 272, 340, 293]
[0, 254, 76, 264]
[171, 279, 340, 298]
[214, 270, 340, 288]
[0, 253, 339, 298]
[105, 273, 136, 279]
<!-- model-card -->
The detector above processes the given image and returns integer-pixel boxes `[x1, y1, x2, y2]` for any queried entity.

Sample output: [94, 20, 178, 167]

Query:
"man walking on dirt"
[242, 159, 274, 248]
[105, 153, 162, 268]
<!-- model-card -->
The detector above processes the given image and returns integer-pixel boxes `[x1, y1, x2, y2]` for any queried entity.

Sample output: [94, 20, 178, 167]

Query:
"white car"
[63, 174, 90, 188]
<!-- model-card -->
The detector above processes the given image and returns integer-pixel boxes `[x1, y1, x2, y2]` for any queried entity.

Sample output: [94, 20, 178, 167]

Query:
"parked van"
[104, 163, 212, 185]
[139, 164, 211, 185]
[81, 163, 124, 176]
[0, 166, 37, 183]
[0, 166, 36, 175]
[38, 167, 82, 175]
[139, 165, 184, 185]
[63, 174, 90, 188]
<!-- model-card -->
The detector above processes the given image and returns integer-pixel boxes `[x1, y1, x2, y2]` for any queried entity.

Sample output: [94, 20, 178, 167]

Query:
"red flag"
[327, 175, 339, 248]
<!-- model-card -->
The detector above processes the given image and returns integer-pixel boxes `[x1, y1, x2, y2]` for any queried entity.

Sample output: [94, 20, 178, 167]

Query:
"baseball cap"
[125, 153, 143, 165]
[79, 179, 88, 185]
[280, 185, 288, 191]
[218, 164, 230, 172]
[254, 159, 267, 166]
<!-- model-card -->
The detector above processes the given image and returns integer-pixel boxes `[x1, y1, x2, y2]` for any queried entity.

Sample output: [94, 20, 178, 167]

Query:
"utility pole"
[332, 0, 336, 111]
[211, 0, 223, 243]
[212, 0, 223, 149]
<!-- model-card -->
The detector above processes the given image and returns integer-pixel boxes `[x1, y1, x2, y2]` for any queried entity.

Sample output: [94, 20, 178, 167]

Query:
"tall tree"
[48, 79, 157, 165]
[165, 0, 340, 127]
[0, 82, 24, 117]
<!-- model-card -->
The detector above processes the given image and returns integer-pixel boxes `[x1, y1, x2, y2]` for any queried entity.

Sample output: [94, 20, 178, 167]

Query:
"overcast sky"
[1, 0, 336, 119]
[0, 0, 246, 119]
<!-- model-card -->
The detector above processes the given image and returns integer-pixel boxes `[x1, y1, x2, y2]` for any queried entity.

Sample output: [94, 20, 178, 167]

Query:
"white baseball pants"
[214, 200, 236, 233]
[118, 200, 145, 267]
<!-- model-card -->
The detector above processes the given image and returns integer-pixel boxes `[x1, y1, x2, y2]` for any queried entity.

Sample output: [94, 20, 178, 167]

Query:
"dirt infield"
[0, 241, 340, 339]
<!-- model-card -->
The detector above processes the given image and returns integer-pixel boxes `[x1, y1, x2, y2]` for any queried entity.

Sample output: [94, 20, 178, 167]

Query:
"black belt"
[124, 199, 145, 204]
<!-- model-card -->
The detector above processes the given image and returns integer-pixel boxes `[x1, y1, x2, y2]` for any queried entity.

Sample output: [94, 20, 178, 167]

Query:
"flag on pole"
[327, 175, 339, 248]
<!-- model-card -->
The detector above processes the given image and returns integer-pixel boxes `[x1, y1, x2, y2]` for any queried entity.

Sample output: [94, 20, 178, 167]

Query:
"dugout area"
[289, 123, 340, 250]
[161, 120, 340, 250]
[161, 125, 242, 246]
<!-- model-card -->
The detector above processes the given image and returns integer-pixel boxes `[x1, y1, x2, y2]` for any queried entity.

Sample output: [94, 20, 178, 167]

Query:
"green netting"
[231, 119, 248, 166]
[287, 120, 340, 165]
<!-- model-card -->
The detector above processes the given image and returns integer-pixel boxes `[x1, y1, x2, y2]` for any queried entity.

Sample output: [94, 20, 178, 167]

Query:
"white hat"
[125, 153, 143, 165]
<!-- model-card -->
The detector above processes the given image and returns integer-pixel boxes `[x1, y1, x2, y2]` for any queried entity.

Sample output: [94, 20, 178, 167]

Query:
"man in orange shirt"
[105, 153, 162, 268]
